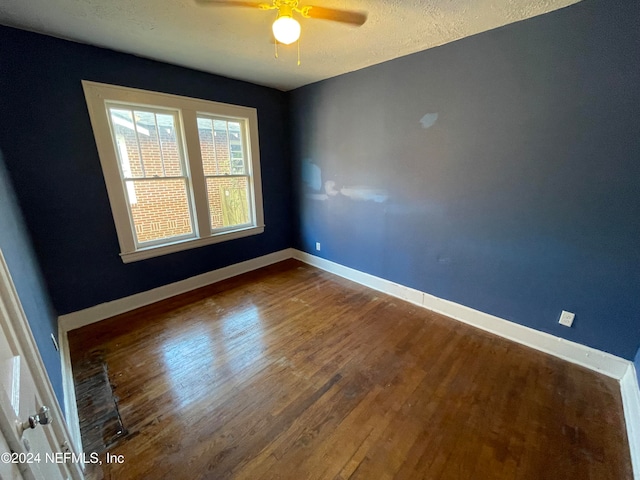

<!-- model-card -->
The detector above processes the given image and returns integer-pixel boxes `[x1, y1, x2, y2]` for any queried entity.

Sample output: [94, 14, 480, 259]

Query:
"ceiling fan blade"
[303, 5, 367, 26]
[194, 0, 267, 8]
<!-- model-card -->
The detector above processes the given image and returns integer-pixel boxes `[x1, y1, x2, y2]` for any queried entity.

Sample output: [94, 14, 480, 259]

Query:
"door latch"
[20, 405, 52, 432]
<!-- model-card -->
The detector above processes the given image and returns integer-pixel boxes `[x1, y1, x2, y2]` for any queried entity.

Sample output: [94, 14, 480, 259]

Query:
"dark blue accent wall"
[0, 26, 292, 315]
[0, 151, 64, 407]
[290, 0, 640, 359]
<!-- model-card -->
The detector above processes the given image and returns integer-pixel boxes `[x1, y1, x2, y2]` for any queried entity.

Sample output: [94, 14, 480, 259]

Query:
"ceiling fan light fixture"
[272, 15, 301, 45]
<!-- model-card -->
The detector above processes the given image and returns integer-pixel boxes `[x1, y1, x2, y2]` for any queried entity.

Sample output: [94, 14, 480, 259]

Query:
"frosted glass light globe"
[272, 16, 301, 45]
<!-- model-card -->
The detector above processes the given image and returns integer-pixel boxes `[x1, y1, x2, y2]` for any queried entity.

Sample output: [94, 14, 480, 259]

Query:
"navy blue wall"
[0, 151, 64, 407]
[290, 0, 640, 359]
[0, 26, 292, 315]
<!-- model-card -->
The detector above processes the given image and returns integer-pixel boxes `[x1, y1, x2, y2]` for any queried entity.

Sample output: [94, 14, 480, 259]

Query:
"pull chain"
[272, 38, 300, 65]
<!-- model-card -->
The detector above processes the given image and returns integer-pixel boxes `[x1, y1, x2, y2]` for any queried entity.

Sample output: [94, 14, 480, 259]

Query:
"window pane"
[212, 120, 230, 175]
[126, 179, 194, 244]
[206, 177, 251, 230]
[133, 111, 163, 177]
[110, 109, 144, 178]
[228, 122, 245, 175]
[110, 107, 183, 179]
[197, 117, 217, 176]
[197, 117, 246, 176]
[157, 114, 182, 176]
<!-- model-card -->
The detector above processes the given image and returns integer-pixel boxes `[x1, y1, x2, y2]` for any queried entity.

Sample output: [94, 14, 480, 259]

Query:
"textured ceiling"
[0, 0, 581, 91]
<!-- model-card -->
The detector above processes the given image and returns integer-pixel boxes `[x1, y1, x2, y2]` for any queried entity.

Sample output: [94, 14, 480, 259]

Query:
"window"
[82, 81, 264, 263]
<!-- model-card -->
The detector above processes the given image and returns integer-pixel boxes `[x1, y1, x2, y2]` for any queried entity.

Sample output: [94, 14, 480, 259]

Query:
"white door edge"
[0, 249, 84, 479]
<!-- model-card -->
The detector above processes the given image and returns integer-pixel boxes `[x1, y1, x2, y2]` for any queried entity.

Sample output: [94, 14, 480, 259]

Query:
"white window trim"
[82, 80, 265, 263]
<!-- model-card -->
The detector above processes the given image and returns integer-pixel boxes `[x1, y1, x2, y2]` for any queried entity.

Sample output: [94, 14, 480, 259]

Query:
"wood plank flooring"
[68, 259, 632, 479]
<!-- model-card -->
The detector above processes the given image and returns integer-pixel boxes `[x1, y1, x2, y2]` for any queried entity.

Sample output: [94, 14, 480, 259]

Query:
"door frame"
[0, 249, 84, 479]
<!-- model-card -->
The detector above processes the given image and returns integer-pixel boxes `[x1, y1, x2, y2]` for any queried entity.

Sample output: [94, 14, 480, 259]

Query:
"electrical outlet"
[315, 242, 321, 251]
[558, 310, 575, 327]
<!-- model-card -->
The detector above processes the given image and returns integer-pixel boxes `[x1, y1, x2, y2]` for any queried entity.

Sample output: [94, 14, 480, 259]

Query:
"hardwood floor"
[68, 259, 632, 479]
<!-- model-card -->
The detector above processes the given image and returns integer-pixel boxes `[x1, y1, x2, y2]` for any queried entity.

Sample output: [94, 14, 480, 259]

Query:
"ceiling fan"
[195, 0, 367, 46]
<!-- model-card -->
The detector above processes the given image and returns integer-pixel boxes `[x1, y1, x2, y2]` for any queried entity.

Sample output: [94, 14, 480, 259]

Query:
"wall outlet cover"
[559, 310, 575, 327]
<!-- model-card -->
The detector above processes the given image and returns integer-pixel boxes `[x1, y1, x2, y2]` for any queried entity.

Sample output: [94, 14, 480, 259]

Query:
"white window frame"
[82, 80, 264, 263]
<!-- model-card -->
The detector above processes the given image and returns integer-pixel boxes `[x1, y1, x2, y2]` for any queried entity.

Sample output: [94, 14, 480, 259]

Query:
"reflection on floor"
[68, 259, 632, 479]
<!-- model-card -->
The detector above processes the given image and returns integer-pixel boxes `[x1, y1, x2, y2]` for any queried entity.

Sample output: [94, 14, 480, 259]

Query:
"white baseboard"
[58, 321, 83, 458]
[293, 250, 638, 477]
[621, 365, 640, 478]
[57, 247, 638, 476]
[57, 247, 294, 462]
[292, 250, 629, 379]
[58, 248, 294, 332]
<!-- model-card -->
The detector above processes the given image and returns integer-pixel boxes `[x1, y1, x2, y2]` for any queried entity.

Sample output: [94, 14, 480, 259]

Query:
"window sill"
[119, 225, 264, 263]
